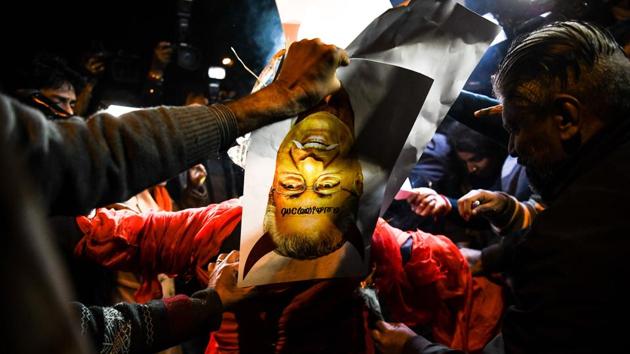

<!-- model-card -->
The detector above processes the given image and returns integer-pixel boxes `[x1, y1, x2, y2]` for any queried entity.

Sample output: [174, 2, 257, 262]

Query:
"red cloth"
[75, 199, 242, 303]
[75, 200, 501, 353]
[151, 184, 173, 212]
[371, 219, 503, 353]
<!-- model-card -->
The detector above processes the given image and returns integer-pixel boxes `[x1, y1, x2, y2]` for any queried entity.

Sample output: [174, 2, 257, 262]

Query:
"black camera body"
[175, 0, 200, 71]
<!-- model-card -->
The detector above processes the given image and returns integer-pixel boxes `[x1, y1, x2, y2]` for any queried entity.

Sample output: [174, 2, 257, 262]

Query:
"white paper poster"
[238, 0, 500, 286]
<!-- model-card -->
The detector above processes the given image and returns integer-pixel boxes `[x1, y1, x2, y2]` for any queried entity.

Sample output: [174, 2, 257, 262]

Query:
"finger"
[471, 203, 495, 217]
[371, 329, 382, 343]
[375, 320, 388, 331]
[458, 201, 471, 221]
[207, 262, 216, 275]
[337, 48, 350, 66]
[225, 250, 240, 263]
[217, 253, 228, 262]
[224, 263, 239, 280]
[422, 197, 436, 208]
[468, 200, 484, 218]
[406, 193, 420, 205]
[422, 198, 437, 215]
[474, 104, 503, 118]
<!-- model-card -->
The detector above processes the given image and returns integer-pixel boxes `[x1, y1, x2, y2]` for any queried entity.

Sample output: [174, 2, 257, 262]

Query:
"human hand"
[207, 251, 254, 310]
[457, 189, 510, 222]
[225, 39, 350, 134]
[406, 187, 451, 217]
[84, 55, 106, 77]
[371, 321, 417, 354]
[187, 164, 207, 187]
[272, 38, 350, 114]
[474, 104, 503, 118]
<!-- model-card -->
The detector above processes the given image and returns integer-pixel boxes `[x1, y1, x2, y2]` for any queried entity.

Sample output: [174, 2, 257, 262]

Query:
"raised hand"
[207, 250, 254, 310]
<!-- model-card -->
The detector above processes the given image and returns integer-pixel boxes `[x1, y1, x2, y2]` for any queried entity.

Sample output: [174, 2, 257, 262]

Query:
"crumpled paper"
[345, 0, 500, 214]
[238, 0, 499, 286]
[239, 59, 430, 286]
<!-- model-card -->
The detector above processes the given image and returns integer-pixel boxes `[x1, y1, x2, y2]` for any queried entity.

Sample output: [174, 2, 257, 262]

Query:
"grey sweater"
[0, 93, 238, 215]
[0, 93, 240, 353]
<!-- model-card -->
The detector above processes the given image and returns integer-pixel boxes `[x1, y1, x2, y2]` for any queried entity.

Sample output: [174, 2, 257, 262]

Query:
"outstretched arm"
[74, 251, 253, 354]
[74, 199, 242, 302]
[1, 39, 349, 216]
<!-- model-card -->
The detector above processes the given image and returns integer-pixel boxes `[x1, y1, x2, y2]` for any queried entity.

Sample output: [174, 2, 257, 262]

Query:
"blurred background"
[0, 0, 626, 108]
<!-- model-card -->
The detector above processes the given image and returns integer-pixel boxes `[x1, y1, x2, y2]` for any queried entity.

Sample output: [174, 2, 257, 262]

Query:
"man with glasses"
[243, 90, 364, 275]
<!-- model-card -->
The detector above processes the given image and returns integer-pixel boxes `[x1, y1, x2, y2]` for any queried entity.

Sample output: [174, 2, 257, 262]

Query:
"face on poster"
[264, 97, 364, 261]
[238, 0, 499, 286]
[239, 59, 432, 286]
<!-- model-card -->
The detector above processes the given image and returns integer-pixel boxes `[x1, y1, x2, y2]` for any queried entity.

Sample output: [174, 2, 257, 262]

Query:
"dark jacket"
[406, 117, 630, 353]
[500, 117, 630, 353]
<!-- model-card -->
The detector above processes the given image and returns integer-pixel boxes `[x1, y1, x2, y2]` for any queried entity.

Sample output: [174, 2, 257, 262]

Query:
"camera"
[176, 43, 201, 71]
[174, 0, 201, 71]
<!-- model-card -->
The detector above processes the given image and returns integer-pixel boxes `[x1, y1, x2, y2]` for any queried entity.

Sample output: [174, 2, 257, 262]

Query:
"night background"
[0, 0, 622, 106]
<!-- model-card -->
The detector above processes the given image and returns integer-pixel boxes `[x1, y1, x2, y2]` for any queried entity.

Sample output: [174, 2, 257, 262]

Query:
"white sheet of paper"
[239, 59, 431, 286]
[343, 1, 500, 215]
[394, 179, 413, 200]
[239, 0, 500, 286]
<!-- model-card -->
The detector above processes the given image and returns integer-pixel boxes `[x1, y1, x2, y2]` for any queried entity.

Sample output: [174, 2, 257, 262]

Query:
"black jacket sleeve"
[0, 93, 238, 216]
[72, 289, 223, 354]
[447, 90, 507, 146]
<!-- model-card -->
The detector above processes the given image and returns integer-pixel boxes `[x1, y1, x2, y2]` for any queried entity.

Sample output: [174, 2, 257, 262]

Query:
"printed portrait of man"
[243, 90, 364, 277]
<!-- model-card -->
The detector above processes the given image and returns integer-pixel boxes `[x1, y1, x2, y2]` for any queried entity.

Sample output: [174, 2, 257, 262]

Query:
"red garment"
[371, 219, 503, 353]
[75, 199, 501, 353]
[75, 199, 242, 303]
[151, 184, 173, 212]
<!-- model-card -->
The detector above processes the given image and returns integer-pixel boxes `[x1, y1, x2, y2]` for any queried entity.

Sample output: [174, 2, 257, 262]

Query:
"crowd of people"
[1, 2, 630, 353]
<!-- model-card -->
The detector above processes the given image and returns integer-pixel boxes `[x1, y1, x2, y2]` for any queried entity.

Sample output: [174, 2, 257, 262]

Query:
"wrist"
[225, 83, 302, 134]
[489, 193, 517, 227]
[191, 288, 224, 312]
[438, 194, 452, 214]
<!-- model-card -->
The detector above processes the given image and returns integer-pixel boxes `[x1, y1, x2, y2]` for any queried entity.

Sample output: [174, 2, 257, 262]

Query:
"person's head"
[448, 122, 507, 179]
[263, 90, 363, 259]
[493, 21, 630, 188]
[18, 54, 83, 118]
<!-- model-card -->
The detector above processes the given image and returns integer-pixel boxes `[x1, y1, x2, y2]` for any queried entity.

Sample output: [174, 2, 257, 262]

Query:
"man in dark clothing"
[372, 21, 630, 354]
[12, 53, 84, 120]
[0, 38, 349, 354]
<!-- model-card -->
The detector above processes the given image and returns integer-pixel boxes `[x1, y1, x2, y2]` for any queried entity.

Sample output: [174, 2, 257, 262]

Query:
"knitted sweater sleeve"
[71, 289, 223, 354]
[0, 93, 238, 215]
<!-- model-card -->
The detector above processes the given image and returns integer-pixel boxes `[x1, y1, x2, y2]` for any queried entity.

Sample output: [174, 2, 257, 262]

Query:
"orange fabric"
[151, 184, 173, 212]
[75, 200, 501, 352]
[371, 219, 503, 352]
[75, 199, 241, 303]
